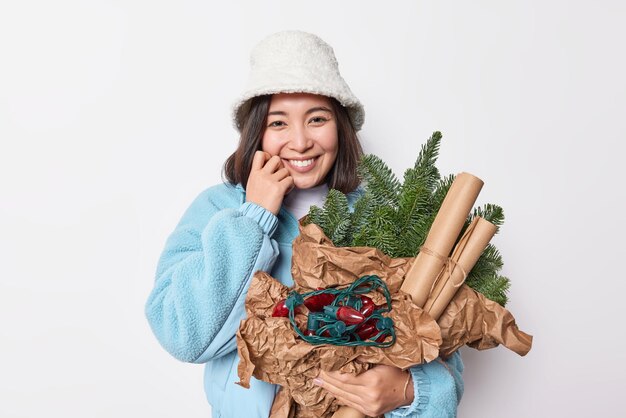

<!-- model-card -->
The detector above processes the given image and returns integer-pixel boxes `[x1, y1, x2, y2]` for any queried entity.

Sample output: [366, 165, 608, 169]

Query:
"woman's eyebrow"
[267, 106, 333, 116]
[305, 106, 332, 115]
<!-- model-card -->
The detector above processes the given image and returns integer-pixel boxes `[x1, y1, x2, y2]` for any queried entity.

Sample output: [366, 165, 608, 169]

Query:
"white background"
[1, 1, 624, 417]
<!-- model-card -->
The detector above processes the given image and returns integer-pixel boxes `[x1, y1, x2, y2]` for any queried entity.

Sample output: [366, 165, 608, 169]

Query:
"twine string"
[418, 246, 469, 294]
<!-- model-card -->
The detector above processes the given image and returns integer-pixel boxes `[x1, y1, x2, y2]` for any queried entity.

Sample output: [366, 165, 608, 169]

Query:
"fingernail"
[313, 378, 323, 386]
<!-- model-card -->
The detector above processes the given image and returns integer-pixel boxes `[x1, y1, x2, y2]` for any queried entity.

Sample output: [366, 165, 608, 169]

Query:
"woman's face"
[262, 93, 339, 190]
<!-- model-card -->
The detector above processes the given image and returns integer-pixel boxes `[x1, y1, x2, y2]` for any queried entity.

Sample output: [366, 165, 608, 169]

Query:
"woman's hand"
[314, 365, 414, 417]
[246, 151, 294, 215]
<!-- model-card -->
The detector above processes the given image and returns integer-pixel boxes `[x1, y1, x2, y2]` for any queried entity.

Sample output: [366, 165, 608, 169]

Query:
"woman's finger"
[279, 176, 294, 193]
[320, 370, 364, 388]
[272, 167, 291, 181]
[251, 150, 268, 171]
[314, 373, 363, 407]
[261, 155, 283, 173]
[332, 398, 368, 416]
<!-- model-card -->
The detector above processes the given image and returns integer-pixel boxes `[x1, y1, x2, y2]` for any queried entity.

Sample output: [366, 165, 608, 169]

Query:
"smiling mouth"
[287, 157, 317, 168]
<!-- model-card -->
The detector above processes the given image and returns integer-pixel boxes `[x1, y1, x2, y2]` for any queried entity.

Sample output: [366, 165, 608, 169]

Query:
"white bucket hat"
[232, 30, 365, 132]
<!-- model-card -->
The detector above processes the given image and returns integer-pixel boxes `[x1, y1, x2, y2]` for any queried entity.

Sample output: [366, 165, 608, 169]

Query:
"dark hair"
[223, 95, 363, 193]
[223, 95, 271, 190]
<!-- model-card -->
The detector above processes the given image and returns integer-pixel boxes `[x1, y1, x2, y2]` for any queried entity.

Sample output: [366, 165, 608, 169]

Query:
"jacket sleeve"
[145, 188, 280, 363]
[385, 351, 464, 418]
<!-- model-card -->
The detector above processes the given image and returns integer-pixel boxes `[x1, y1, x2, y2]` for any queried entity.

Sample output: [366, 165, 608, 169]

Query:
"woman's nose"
[288, 127, 313, 152]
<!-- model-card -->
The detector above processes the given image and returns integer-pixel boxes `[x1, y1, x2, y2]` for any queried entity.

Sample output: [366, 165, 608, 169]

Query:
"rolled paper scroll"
[400, 172, 484, 307]
[423, 216, 497, 320]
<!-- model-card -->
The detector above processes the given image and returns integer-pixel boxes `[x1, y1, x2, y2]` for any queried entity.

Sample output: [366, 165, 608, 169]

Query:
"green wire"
[286, 275, 396, 348]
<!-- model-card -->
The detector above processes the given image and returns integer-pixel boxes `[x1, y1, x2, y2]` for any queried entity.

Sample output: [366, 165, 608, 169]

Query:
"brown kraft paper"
[438, 284, 533, 358]
[400, 172, 484, 307]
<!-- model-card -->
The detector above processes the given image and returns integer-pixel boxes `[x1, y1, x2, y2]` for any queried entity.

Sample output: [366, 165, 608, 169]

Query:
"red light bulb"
[323, 305, 365, 325]
[359, 296, 375, 317]
[272, 299, 289, 317]
[304, 293, 336, 312]
[355, 319, 378, 340]
[336, 306, 365, 325]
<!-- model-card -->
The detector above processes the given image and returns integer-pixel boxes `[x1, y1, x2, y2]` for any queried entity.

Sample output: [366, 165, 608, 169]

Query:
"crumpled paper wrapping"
[236, 223, 532, 418]
[438, 284, 533, 358]
[290, 222, 408, 295]
[236, 224, 442, 418]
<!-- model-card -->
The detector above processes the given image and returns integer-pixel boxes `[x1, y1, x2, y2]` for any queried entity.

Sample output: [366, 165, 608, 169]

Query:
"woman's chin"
[292, 176, 322, 190]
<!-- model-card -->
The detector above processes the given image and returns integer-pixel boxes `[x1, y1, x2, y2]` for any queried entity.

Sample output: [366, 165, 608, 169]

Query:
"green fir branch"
[306, 131, 512, 306]
[350, 192, 373, 234]
[413, 131, 442, 193]
[469, 204, 505, 233]
[467, 244, 504, 280]
[358, 154, 400, 208]
[306, 205, 325, 229]
[466, 273, 510, 306]
[320, 189, 351, 246]
[431, 174, 456, 210]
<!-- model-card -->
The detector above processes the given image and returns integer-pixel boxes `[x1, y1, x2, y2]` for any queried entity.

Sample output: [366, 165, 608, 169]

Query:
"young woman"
[145, 30, 463, 418]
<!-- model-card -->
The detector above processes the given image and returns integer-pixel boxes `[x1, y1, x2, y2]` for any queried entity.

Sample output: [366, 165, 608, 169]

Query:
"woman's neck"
[282, 183, 329, 220]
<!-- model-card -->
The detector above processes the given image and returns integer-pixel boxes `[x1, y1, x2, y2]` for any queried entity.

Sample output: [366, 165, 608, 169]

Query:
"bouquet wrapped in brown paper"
[236, 224, 531, 418]
[236, 222, 531, 418]
[236, 223, 442, 418]
[237, 132, 532, 417]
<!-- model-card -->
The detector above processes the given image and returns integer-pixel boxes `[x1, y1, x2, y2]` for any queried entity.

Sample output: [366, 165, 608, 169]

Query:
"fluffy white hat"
[232, 30, 365, 132]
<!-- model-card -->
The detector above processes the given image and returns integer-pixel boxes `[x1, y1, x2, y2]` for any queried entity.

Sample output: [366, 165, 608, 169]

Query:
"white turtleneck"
[282, 183, 329, 221]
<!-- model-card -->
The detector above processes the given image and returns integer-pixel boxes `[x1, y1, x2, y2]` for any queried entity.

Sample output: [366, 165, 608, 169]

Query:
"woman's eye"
[309, 116, 328, 124]
[268, 120, 285, 127]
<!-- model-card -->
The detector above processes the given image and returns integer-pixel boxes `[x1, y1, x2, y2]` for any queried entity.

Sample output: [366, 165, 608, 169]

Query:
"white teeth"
[290, 158, 315, 167]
